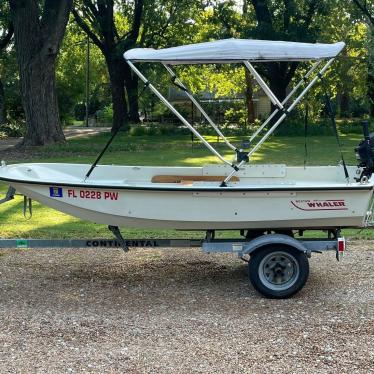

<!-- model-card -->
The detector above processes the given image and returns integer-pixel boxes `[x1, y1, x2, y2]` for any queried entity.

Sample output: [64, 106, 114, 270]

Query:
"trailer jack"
[0, 186, 16, 205]
[108, 225, 129, 252]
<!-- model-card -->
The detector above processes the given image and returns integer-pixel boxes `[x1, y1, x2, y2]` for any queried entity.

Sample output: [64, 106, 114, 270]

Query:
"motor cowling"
[355, 121, 374, 180]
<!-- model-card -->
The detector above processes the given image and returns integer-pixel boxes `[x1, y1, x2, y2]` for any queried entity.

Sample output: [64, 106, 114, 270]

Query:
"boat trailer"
[0, 185, 348, 299]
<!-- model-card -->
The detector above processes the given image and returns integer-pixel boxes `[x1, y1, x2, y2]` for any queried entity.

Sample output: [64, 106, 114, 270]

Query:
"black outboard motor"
[355, 121, 374, 181]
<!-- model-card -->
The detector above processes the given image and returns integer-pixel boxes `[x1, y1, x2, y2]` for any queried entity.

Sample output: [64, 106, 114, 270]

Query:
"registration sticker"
[49, 187, 63, 198]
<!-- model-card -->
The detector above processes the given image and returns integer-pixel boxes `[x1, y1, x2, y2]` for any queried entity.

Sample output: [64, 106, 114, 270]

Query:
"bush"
[273, 117, 374, 137]
[97, 105, 113, 123]
[0, 120, 25, 138]
[338, 119, 374, 134]
[74, 103, 86, 121]
[274, 118, 333, 136]
[127, 117, 373, 138]
[129, 126, 147, 136]
[130, 123, 190, 137]
[223, 108, 247, 128]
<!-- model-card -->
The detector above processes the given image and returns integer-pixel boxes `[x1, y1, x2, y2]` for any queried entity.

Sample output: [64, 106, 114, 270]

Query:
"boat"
[0, 162, 372, 230]
[1, 38, 374, 232]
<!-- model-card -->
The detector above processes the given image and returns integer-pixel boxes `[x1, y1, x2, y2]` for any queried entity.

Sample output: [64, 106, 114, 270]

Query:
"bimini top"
[124, 38, 345, 64]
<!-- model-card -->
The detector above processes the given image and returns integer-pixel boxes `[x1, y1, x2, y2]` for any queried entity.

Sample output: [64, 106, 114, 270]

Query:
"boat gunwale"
[1, 176, 373, 192]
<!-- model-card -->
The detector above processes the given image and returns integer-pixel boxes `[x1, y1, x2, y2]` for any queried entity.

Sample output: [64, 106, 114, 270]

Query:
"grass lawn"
[0, 131, 373, 240]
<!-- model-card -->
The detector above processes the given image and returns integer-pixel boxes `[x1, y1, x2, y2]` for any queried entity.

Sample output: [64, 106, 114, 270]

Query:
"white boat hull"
[1, 163, 373, 230]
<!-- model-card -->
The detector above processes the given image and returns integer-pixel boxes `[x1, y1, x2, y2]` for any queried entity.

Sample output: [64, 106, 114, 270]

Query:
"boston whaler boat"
[1, 39, 374, 298]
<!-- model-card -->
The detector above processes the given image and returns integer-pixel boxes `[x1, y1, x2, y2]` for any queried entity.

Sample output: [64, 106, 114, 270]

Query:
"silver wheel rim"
[258, 251, 300, 291]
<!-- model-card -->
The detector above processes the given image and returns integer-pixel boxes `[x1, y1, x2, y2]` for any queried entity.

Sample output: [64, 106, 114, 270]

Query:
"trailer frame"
[0, 227, 345, 299]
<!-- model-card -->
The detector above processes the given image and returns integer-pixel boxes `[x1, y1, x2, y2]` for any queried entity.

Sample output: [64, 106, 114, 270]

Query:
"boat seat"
[151, 175, 240, 183]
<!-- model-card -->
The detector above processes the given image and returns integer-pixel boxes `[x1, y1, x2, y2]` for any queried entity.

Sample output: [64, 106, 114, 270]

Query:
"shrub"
[0, 120, 25, 138]
[129, 126, 147, 136]
[97, 105, 113, 123]
[130, 123, 190, 136]
[74, 103, 86, 121]
[128, 117, 373, 138]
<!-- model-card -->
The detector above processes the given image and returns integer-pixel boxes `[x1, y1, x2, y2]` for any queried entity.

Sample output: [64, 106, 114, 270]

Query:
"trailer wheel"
[248, 245, 309, 299]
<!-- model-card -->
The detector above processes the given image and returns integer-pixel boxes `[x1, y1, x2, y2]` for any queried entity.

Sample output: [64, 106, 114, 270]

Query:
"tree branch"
[250, 0, 273, 30]
[303, 0, 318, 31]
[129, 0, 144, 43]
[141, 1, 176, 47]
[99, 0, 116, 46]
[283, 0, 292, 32]
[83, 0, 100, 19]
[352, 0, 374, 27]
[285, 61, 299, 84]
[41, 0, 73, 56]
[72, 7, 105, 52]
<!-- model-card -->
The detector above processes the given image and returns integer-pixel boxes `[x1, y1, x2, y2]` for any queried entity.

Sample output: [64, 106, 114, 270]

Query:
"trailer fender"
[242, 234, 308, 256]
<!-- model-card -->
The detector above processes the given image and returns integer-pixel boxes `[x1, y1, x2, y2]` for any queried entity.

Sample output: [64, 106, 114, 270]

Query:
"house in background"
[164, 86, 271, 124]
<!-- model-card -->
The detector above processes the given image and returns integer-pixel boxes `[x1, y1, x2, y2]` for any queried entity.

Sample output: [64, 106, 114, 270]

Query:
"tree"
[0, 3, 13, 125]
[352, 0, 374, 115]
[318, 8, 368, 118]
[9, 0, 72, 146]
[73, 0, 144, 132]
[352, 0, 374, 26]
[57, 20, 109, 122]
[206, 0, 322, 121]
[73, 0, 204, 132]
[245, 0, 330, 105]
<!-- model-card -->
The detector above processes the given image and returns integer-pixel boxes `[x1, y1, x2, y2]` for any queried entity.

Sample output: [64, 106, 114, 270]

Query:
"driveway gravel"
[0, 241, 373, 373]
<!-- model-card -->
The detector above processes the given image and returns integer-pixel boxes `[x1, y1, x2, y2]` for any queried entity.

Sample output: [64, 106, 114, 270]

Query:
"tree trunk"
[368, 70, 374, 116]
[106, 56, 129, 133]
[126, 73, 140, 123]
[0, 79, 5, 125]
[10, 0, 71, 146]
[244, 69, 255, 124]
[269, 78, 288, 115]
[339, 92, 350, 118]
[71, 0, 143, 129]
[368, 41, 374, 116]
[19, 55, 64, 146]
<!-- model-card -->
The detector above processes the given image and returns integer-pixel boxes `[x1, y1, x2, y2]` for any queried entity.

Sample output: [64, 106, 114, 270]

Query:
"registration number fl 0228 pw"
[67, 189, 119, 201]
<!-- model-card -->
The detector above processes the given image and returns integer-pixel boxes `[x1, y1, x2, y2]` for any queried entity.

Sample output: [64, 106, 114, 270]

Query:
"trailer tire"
[248, 245, 309, 299]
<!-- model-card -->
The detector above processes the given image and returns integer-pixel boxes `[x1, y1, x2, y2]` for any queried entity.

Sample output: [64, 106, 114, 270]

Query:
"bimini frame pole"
[162, 64, 238, 152]
[249, 60, 321, 142]
[221, 58, 335, 186]
[126, 60, 236, 169]
[244, 61, 284, 109]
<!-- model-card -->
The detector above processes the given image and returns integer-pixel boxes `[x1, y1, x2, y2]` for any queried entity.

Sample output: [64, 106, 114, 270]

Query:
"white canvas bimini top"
[124, 39, 345, 64]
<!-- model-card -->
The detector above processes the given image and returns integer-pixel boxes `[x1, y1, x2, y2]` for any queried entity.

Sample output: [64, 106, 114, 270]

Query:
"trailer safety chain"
[23, 196, 32, 220]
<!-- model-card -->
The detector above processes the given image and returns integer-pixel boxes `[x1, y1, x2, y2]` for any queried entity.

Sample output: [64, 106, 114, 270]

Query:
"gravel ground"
[0, 241, 373, 373]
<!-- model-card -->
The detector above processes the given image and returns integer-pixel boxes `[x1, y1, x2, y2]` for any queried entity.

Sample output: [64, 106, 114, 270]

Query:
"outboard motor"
[355, 121, 374, 181]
